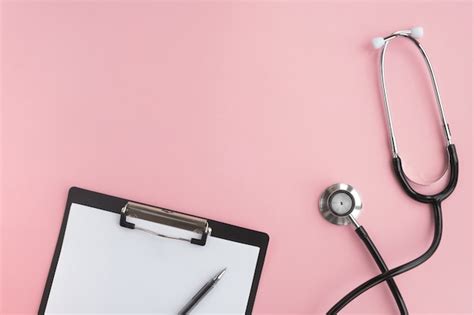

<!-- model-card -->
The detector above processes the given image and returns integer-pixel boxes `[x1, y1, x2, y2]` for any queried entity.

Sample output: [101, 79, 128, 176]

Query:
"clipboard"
[39, 187, 269, 314]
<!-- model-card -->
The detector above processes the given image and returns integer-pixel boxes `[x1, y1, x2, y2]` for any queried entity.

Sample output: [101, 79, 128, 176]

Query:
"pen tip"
[217, 268, 226, 279]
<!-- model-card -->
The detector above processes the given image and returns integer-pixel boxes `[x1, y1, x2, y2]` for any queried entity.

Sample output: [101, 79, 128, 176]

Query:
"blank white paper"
[45, 203, 260, 314]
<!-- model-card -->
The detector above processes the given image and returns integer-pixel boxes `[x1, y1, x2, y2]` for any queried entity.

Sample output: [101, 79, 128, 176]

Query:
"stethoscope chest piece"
[319, 183, 362, 226]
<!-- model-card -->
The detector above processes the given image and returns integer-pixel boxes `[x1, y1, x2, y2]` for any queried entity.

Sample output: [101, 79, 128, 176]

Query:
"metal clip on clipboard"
[120, 202, 211, 246]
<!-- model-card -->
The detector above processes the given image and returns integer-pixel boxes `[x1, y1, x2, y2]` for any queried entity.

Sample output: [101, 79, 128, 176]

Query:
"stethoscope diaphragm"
[319, 183, 362, 226]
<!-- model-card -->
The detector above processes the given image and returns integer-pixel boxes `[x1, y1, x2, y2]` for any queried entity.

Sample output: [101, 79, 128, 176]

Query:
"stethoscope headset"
[319, 27, 459, 314]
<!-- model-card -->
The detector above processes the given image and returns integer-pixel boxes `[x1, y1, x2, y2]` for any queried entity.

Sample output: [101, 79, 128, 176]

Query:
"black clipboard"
[39, 187, 269, 314]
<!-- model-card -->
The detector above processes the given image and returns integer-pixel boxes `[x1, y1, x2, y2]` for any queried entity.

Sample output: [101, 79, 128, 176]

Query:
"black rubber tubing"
[355, 226, 408, 314]
[328, 144, 458, 314]
[327, 201, 442, 314]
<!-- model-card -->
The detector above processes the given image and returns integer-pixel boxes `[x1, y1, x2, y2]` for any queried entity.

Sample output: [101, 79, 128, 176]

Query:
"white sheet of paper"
[45, 203, 260, 314]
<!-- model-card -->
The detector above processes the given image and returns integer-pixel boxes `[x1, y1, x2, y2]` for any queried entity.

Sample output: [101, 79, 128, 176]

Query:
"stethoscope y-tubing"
[394, 145, 458, 203]
[328, 144, 458, 314]
[355, 226, 408, 313]
[329, 202, 443, 314]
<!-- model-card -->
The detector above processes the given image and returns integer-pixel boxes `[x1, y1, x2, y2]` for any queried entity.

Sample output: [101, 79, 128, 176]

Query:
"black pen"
[179, 268, 227, 315]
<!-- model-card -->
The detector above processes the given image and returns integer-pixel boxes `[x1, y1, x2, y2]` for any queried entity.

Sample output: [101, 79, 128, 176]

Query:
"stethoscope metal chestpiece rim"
[319, 183, 362, 226]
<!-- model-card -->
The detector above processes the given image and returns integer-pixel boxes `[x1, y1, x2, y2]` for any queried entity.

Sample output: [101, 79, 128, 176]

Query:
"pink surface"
[1, 1, 472, 314]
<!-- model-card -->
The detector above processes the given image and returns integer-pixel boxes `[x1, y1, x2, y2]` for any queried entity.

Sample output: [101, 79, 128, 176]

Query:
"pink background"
[1, 1, 472, 314]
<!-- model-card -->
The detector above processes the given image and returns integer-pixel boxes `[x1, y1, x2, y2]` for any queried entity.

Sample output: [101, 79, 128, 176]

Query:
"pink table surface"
[1, 1, 472, 314]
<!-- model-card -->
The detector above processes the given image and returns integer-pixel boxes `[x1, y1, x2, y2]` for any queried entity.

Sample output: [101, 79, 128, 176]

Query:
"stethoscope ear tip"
[410, 26, 424, 39]
[372, 37, 386, 49]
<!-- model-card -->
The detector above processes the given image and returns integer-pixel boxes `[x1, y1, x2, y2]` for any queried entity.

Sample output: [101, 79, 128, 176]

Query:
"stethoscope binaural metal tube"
[378, 28, 452, 159]
[374, 27, 459, 201]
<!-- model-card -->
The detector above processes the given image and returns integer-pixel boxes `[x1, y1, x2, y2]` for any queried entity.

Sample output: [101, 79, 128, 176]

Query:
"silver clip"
[120, 202, 211, 246]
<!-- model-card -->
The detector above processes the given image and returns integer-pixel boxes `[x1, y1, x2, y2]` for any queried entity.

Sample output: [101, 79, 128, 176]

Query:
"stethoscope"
[319, 27, 459, 314]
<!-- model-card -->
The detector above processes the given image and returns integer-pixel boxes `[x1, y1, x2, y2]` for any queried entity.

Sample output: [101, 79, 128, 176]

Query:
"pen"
[179, 268, 227, 315]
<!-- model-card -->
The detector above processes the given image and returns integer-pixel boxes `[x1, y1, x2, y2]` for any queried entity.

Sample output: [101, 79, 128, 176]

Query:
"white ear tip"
[372, 37, 385, 49]
[410, 26, 424, 38]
